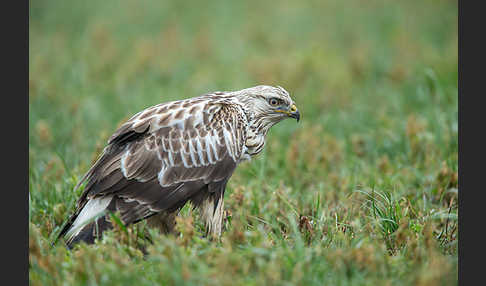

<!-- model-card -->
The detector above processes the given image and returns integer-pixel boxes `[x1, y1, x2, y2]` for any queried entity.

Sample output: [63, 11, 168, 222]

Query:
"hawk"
[56, 85, 300, 247]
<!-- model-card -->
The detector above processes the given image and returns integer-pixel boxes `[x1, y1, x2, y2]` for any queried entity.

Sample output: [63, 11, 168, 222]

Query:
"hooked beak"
[288, 104, 300, 122]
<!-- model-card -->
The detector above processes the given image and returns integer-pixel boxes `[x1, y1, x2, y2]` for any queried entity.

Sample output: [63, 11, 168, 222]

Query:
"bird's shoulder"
[109, 94, 248, 146]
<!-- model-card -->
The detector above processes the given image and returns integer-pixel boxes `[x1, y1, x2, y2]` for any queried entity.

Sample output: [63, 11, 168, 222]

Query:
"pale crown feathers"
[228, 85, 300, 157]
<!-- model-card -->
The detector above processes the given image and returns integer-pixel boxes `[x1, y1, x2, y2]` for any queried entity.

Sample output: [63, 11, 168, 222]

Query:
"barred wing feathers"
[58, 96, 247, 245]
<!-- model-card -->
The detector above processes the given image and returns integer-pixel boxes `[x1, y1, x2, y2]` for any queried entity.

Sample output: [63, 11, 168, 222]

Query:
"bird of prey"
[56, 85, 300, 247]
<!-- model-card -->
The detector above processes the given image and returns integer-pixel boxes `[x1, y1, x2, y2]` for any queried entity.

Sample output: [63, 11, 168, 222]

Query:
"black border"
[458, 1, 481, 285]
[7, 0, 29, 284]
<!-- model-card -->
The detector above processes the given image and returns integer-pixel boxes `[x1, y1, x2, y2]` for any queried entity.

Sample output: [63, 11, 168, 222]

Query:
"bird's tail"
[56, 196, 115, 248]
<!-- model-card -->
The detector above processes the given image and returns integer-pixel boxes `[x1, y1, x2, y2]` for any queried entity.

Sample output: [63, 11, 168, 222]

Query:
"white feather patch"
[120, 149, 130, 178]
[204, 134, 215, 164]
[66, 196, 113, 240]
[157, 164, 169, 186]
[195, 137, 206, 165]
[223, 128, 235, 160]
[188, 139, 197, 166]
[206, 132, 219, 161]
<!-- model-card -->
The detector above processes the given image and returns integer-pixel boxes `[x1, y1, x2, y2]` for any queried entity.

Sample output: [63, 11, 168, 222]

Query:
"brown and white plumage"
[56, 85, 300, 247]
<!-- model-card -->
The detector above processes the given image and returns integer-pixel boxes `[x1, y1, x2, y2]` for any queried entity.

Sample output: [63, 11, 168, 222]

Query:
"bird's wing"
[70, 96, 247, 224]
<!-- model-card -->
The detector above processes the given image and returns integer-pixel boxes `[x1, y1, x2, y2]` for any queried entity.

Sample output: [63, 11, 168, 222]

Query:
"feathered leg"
[199, 191, 225, 238]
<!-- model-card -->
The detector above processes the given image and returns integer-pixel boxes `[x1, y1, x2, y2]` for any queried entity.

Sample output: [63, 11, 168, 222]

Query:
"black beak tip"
[292, 111, 300, 122]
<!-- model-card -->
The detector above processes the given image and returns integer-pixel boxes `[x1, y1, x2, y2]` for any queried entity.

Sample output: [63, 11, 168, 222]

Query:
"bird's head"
[233, 85, 300, 129]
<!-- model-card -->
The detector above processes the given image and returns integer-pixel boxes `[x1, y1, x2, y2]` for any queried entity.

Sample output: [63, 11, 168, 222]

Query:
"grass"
[29, 0, 458, 285]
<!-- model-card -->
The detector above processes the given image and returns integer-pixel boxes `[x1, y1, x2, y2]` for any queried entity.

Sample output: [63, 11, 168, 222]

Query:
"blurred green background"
[29, 0, 457, 285]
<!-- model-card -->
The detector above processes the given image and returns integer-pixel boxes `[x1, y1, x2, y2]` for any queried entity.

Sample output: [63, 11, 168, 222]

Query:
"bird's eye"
[269, 98, 280, 106]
